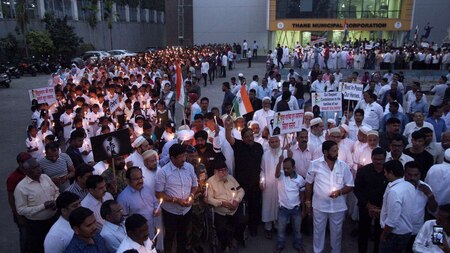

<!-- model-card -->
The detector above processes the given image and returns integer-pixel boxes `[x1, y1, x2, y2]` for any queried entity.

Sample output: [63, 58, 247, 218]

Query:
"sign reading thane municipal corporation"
[292, 23, 387, 29]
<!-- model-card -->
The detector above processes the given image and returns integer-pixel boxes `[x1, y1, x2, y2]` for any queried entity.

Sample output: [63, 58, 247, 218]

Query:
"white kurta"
[260, 148, 286, 222]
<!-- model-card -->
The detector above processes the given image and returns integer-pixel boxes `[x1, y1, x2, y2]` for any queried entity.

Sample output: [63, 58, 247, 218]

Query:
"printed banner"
[109, 94, 120, 113]
[90, 129, 132, 162]
[266, 110, 304, 136]
[338, 82, 364, 101]
[28, 87, 57, 104]
[311, 92, 342, 112]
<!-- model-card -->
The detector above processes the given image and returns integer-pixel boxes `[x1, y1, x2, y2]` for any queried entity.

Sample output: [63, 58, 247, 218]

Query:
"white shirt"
[200, 61, 209, 74]
[126, 151, 145, 169]
[100, 221, 127, 253]
[80, 192, 114, 230]
[291, 144, 313, 178]
[311, 80, 326, 93]
[347, 122, 368, 141]
[306, 157, 354, 213]
[362, 102, 384, 130]
[274, 95, 300, 111]
[403, 121, 436, 143]
[252, 109, 274, 130]
[116, 236, 157, 253]
[413, 220, 450, 253]
[44, 216, 73, 253]
[385, 152, 414, 167]
[410, 181, 432, 234]
[93, 161, 109, 175]
[277, 170, 305, 209]
[308, 132, 326, 159]
[425, 162, 450, 205]
[380, 178, 415, 234]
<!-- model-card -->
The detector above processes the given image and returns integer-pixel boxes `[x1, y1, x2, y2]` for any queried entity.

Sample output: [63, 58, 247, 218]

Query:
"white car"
[80, 51, 111, 61]
[108, 50, 137, 59]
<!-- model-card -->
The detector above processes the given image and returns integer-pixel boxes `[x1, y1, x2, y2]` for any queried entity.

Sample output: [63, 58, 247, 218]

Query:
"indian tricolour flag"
[175, 63, 187, 106]
[232, 85, 254, 117]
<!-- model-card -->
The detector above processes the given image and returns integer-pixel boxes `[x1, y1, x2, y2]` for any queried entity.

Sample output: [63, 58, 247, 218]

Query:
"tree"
[26, 30, 55, 58]
[15, 0, 30, 57]
[42, 13, 83, 60]
[0, 33, 19, 62]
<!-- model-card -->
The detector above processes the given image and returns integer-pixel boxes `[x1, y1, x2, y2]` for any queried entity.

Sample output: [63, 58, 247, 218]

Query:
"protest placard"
[109, 94, 120, 113]
[266, 110, 304, 136]
[90, 129, 132, 162]
[338, 82, 364, 101]
[28, 87, 57, 104]
[311, 92, 342, 112]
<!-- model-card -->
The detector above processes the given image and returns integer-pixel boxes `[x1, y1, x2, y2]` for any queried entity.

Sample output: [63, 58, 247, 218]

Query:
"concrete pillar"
[152, 10, 157, 23]
[38, 0, 45, 19]
[71, 0, 78, 21]
[160, 11, 164, 24]
[125, 5, 130, 22]
[136, 5, 140, 22]
[112, 3, 117, 22]
[96, 0, 102, 21]
[0, 2, 3, 19]
[144, 9, 149, 23]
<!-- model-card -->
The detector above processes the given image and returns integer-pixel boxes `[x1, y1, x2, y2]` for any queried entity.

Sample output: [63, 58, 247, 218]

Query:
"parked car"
[108, 49, 137, 60]
[80, 51, 111, 61]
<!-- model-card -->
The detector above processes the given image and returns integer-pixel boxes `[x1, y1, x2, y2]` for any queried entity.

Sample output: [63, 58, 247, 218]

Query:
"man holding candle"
[206, 154, 245, 253]
[305, 140, 354, 253]
[116, 214, 157, 253]
[155, 144, 198, 253]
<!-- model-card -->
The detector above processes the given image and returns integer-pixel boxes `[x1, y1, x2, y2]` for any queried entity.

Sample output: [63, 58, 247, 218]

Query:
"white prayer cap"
[221, 114, 229, 122]
[247, 121, 260, 127]
[444, 149, 450, 162]
[327, 119, 336, 125]
[178, 125, 190, 131]
[177, 130, 195, 141]
[305, 112, 314, 117]
[328, 127, 341, 135]
[232, 115, 244, 122]
[359, 125, 372, 135]
[340, 123, 349, 133]
[238, 73, 244, 77]
[132, 136, 147, 148]
[142, 149, 158, 160]
[262, 96, 271, 102]
[310, 117, 323, 127]
[367, 130, 379, 137]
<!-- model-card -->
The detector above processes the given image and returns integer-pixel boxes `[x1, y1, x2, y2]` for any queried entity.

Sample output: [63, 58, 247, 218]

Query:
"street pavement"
[2, 60, 442, 252]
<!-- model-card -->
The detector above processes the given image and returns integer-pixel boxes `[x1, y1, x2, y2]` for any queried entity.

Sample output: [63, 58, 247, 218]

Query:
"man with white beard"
[248, 121, 268, 150]
[253, 97, 275, 130]
[352, 126, 371, 172]
[260, 136, 290, 239]
[309, 118, 326, 160]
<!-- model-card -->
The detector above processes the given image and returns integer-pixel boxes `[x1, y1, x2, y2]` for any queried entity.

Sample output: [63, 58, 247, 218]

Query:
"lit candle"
[237, 127, 241, 132]
[214, 115, 218, 125]
[159, 118, 162, 124]
[362, 158, 366, 165]
[156, 198, 163, 212]
[231, 192, 235, 202]
[205, 183, 209, 197]
[334, 112, 337, 121]
[188, 196, 192, 203]
[260, 177, 265, 185]
[152, 228, 160, 241]
[198, 158, 201, 164]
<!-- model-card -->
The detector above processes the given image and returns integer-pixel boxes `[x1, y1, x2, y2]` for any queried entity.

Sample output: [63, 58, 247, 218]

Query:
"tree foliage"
[26, 30, 55, 57]
[42, 14, 83, 59]
[0, 33, 19, 62]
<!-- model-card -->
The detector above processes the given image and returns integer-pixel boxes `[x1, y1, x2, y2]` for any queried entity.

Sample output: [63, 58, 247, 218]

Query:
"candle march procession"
[7, 42, 450, 253]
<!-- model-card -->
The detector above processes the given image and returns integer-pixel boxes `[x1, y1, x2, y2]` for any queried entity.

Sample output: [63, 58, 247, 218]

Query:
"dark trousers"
[358, 207, 382, 253]
[244, 186, 262, 234]
[221, 66, 226, 77]
[25, 215, 58, 253]
[405, 234, 417, 253]
[277, 57, 284, 69]
[248, 58, 252, 68]
[379, 232, 411, 253]
[228, 61, 232, 70]
[214, 204, 246, 250]
[162, 209, 192, 253]
[202, 73, 208, 86]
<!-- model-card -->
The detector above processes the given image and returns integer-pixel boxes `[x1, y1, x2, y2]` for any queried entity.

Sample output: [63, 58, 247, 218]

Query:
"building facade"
[0, 0, 166, 52]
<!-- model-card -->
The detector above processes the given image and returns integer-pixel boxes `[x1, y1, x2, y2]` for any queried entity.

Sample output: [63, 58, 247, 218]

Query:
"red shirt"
[6, 168, 25, 192]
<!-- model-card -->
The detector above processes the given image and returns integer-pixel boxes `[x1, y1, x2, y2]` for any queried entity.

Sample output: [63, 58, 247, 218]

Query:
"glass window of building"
[1, 0, 16, 19]
[117, 4, 125, 21]
[77, 0, 91, 21]
[129, 6, 137, 22]
[275, 0, 402, 19]
[45, 0, 73, 19]
[140, 8, 147, 22]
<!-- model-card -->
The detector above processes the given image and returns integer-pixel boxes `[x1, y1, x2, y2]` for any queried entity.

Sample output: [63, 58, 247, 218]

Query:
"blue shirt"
[410, 100, 429, 117]
[155, 162, 198, 215]
[117, 185, 158, 233]
[64, 233, 107, 253]
[426, 117, 447, 142]
[380, 112, 410, 132]
[257, 85, 271, 100]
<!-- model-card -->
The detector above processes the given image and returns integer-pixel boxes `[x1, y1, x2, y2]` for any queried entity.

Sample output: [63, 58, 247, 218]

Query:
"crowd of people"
[6, 42, 450, 253]
[271, 39, 450, 71]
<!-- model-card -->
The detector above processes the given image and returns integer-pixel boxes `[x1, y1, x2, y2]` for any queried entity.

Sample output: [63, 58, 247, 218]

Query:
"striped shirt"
[39, 153, 73, 191]
[65, 181, 89, 201]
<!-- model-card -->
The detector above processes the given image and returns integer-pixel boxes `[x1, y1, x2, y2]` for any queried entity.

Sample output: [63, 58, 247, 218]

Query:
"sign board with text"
[28, 87, 57, 104]
[266, 110, 304, 136]
[338, 82, 364, 101]
[311, 92, 342, 112]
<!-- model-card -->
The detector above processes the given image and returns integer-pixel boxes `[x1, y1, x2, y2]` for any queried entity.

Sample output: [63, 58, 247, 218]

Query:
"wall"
[0, 19, 166, 53]
[412, 0, 450, 45]
[193, 0, 269, 51]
